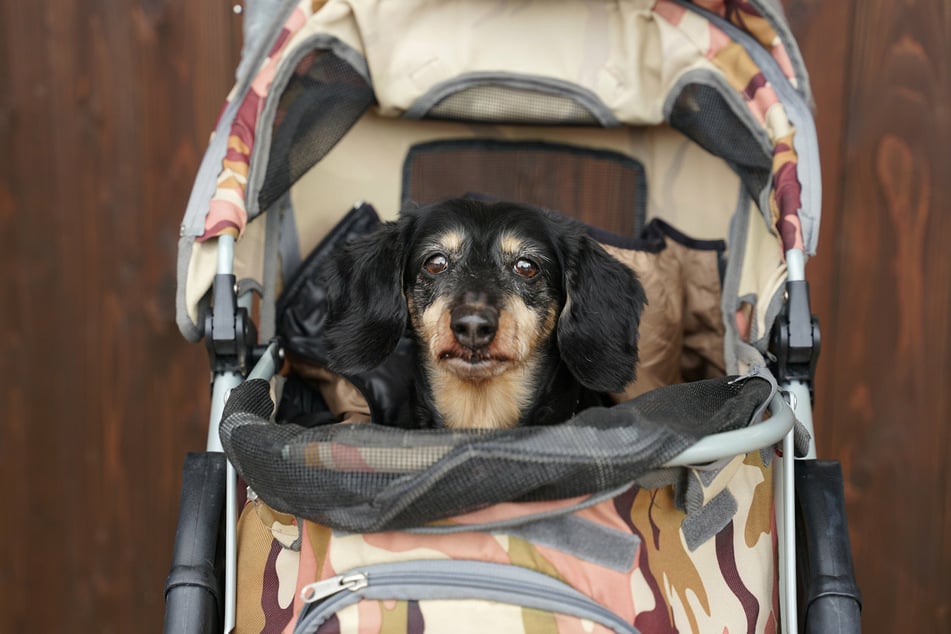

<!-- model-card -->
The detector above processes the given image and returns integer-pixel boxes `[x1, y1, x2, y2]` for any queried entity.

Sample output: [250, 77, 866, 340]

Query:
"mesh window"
[258, 50, 374, 212]
[403, 140, 647, 237]
[668, 82, 772, 202]
[425, 84, 599, 125]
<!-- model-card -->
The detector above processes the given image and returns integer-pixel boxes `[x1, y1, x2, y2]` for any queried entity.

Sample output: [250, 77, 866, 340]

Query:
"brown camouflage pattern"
[235, 451, 779, 633]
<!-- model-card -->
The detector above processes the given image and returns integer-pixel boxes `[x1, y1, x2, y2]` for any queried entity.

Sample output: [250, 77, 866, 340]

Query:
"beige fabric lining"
[603, 234, 726, 402]
[289, 110, 741, 254]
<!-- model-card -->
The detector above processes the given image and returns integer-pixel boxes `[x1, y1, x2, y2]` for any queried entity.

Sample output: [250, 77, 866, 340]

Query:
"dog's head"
[319, 199, 646, 428]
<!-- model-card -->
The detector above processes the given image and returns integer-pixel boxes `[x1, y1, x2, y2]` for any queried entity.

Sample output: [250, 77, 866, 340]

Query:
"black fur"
[319, 216, 413, 372]
[553, 218, 648, 392]
[317, 199, 647, 427]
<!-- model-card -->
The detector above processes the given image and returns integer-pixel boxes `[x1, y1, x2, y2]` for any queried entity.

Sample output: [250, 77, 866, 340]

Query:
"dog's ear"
[556, 233, 647, 392]
[320, 217, 411, 374]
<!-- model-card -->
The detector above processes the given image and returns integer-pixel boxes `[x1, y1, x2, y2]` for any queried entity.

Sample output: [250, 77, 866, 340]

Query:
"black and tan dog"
[318, 198, 646, 429]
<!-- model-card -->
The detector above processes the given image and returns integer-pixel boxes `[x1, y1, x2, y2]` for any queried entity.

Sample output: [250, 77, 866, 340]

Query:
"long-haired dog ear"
[556, 234, 647, 392]
[319, 217, 412, 374]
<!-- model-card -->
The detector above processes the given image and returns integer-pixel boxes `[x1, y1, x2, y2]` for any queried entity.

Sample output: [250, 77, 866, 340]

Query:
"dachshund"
[316, 198, 647, 430]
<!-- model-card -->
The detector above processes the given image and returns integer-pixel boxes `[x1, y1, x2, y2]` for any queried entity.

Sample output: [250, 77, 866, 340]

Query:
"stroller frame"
[164, 2, 860, 632]
[189, 242, 806, 633]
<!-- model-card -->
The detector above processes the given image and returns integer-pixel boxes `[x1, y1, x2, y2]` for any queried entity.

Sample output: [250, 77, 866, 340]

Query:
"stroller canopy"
[177, 0, 818, 344]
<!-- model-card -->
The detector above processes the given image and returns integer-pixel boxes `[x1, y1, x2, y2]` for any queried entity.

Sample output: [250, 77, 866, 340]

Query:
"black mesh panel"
[258, 50, 374, 212]
[221, 375, 773, 532]
[668, 82, 772, 202]
[403, 140, 647, 237]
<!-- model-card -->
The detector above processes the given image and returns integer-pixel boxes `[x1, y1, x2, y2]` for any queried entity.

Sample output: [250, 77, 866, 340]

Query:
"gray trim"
[663, 68, 775, 232]
[279, 197, 302, 283]
[504, 515, 640, 572]
[176, 235, 202, 342]
[245, 35, 372, 221]
[720, 188, 753, 375]
[294, 561, 640, 634]
[260, 196, 285, 340]
[403, 72, 620, 127]
[682, 489, 738, 551]
[237, 0, 299, 83]
[735, 340, 770, 373]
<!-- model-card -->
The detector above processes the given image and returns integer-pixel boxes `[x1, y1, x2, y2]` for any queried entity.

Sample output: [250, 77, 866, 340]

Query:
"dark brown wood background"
[0, 1, 946, 631]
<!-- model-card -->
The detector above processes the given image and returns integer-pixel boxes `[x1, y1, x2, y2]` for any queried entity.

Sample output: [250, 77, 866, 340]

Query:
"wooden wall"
[0, 2, 239, 631]
[0, 1, 946, 631]
[785, 1, 950, 631]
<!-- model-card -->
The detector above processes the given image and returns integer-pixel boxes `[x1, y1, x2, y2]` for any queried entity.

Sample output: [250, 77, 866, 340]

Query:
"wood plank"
[781, 0, 857, 460]
[821, 1, 951, 631]
[0, 0, 241, 630]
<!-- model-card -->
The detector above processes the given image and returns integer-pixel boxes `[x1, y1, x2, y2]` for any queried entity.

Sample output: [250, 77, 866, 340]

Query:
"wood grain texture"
[786, 0, 951, 631]
[837, 3, 950, 629]
[0, 1, 240, 631]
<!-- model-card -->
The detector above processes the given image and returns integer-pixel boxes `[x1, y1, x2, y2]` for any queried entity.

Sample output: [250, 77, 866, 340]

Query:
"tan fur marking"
[416, 297, 454, 360]
[414, 295, 560, 429]
[499, 231, 526, 257]
[438, 230, 465, 253]
[429, 362, 539, 429]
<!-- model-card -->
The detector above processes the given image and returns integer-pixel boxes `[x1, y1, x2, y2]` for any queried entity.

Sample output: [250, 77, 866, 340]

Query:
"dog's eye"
[513, 258, 539, 279]
[423, 253, 449, 275]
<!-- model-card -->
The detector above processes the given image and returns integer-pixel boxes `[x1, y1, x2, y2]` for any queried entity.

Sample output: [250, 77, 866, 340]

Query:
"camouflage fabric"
[234, 451, 779, 633]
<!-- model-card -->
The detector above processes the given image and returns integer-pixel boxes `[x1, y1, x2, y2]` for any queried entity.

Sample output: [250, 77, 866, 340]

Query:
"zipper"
[671, 0, 822, 254]
[294, 560, 639, 634]
[299, 572, 369, 603]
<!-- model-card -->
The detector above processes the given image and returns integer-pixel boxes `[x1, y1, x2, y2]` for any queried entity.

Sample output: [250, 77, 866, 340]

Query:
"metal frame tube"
[206, 372, 241, 634]
[208, 232, 240, 634]
[779, 425, 798, 634]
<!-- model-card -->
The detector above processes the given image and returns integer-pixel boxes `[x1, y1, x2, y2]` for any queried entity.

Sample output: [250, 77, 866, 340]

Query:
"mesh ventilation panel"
[403, 140, 647, 237]
[258, 50, 374, 212]
[668, 82, 772, 203]
[426, 85, 600, 125]
[221, 375, 773, 532]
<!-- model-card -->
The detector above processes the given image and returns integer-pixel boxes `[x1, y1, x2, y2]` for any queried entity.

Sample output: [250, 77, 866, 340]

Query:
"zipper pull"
[300, 573, 369, 604]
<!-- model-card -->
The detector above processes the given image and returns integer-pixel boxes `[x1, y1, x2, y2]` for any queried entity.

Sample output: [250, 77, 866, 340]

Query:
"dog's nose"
[450, 305, 499, 349]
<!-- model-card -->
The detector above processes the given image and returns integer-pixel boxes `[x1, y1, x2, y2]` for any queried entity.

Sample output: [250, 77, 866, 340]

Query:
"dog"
[317, 198, 647, 429]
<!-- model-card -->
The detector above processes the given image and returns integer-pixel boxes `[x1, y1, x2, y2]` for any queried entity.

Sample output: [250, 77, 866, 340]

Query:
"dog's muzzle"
[450, 304, 499, 350]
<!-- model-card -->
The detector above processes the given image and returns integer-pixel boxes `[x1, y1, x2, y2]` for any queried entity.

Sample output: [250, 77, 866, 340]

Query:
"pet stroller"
[164, 1, 861, 632]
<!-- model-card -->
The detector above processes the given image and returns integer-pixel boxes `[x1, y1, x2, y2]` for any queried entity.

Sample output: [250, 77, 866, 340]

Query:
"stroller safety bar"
[663, 390, 794, 467]
[239, 344, 798, 470]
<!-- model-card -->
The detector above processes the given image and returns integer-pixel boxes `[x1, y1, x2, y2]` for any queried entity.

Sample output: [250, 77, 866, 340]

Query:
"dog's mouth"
[437, 349, 512, 379]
